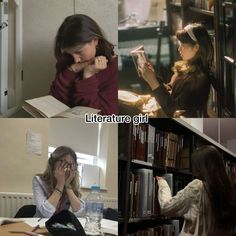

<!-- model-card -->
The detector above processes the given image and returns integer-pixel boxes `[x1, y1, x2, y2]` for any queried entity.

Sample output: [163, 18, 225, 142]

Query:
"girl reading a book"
[157, 145, 236, 236]
[32, 146, 85, 218]
[139, 23, 213, 117]
[49, 14, 118, 115]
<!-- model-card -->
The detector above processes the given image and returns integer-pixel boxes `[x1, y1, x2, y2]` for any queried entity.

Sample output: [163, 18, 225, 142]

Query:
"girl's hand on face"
[54, 162, 66, 187]
[65, 169, 76, 188]
[83, 56, 108, 79]
[94, 56, 108, 71]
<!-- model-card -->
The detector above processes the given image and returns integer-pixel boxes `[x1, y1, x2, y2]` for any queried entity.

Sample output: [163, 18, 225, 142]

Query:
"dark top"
[49, 54, 118, 115]
[153, 72, 211, 117]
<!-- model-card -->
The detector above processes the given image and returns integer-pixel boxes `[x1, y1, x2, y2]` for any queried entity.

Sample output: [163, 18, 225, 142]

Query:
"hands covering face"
[54, 160, 77, 188]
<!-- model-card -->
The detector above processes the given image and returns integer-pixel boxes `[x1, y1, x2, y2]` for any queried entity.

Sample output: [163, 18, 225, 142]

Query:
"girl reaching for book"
[157, 145, 236, 236]
[49, 14, 118, 115]
[32, 146, 85, 218]
[139, 23, 214, 117]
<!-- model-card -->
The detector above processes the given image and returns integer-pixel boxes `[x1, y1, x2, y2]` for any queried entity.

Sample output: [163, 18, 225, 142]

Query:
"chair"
[14, 204, 36, 218]
[103, 208, 118, 221]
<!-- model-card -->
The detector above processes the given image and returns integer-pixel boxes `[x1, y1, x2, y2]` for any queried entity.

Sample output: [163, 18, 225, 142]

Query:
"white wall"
[48, 119, 99, 156]
[22, 0, 74, 100]
[0, 119, 49, 193]
[181, 118, 203, 132]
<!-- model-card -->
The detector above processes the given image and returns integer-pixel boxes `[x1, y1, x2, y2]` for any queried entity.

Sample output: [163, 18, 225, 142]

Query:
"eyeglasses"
[58, 160, 78, 171]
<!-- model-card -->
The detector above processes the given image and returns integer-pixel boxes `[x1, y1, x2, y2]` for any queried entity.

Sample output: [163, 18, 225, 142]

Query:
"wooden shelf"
[222, 2, 236, 8]
[188, 7, 214, 16]
[169, 2, 181, 8]
[131, 160, 193, 176]
[128, 216, 170, 223]
[131, 159, 153, 168]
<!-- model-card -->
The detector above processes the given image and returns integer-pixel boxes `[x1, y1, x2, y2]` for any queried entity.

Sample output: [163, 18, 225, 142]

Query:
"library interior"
[118, 0, 236, 118]
[118, 118, 236, 235]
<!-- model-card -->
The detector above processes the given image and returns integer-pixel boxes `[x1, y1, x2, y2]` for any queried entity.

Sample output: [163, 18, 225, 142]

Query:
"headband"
[184, 25, 198, 42]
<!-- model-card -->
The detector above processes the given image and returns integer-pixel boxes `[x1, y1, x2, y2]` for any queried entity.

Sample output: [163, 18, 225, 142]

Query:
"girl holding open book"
[157, 145, 236, 236]
[139, 23, 214, 117]
[32, 146, 85, 218]
[49, 14, 118, 115]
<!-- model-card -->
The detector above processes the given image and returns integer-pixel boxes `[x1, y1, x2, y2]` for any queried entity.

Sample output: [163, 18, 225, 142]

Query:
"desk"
[0, 218, 118, 236]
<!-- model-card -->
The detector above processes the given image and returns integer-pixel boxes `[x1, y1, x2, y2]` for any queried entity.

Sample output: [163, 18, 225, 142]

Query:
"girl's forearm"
[66, 188, 81, 212]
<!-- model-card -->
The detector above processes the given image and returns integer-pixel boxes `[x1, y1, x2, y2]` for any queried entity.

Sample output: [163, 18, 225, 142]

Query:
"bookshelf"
[216, 0, 236, 117]
[166, 0, 236, 117]
[118, 118, 236, 235]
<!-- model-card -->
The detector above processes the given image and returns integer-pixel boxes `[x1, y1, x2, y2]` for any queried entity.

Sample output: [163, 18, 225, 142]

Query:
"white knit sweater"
[158, 178, 207, 236]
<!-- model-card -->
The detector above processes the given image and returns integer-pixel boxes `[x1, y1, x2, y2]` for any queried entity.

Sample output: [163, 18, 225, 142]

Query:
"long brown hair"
[192, 145, 236, 235]
[54, 14, 114, 64]
[173, 23, 214, 76]
[39, 146, 81, 198]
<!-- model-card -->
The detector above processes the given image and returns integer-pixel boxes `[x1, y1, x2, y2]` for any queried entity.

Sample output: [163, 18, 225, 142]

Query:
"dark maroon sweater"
[49, 56, 118, 115]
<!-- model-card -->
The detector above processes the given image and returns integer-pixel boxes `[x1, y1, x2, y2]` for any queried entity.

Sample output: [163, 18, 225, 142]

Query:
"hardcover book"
[22, 95, 100, 118]
[130, 45, 148, 77]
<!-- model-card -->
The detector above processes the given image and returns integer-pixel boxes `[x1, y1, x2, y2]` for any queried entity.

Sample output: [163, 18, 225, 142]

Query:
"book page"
[25, 95, 70, 118]
[118, 90, 140, 105]
[57, 106, 100, 118]
[22, 102, 46, 118]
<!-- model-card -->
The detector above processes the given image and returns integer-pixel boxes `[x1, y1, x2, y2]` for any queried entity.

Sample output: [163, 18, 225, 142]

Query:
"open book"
[22, 95, 100, 118]
[118, 90, 160, 114]
[130, 45, 148, 77]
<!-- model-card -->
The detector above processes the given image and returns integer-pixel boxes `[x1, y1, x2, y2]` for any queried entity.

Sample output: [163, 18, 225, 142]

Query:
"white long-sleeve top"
[32, 176, 85, 218]
[158, 178, 208, 236]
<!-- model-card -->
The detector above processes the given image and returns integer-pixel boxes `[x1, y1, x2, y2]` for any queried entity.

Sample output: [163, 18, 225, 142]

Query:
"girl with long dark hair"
[157, 145, 236, 235]
[50, 14, 118, 115]
[140, 23, 214, 117]
[32, 146, 84, 218]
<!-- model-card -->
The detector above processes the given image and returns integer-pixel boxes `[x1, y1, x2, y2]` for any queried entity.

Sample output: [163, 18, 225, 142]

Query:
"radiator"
[0, 192, 34, 218]
[0, 192, 118, 218]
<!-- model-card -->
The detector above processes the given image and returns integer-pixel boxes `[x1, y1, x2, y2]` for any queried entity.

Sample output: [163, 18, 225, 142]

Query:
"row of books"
[129, 169, 191, 219]
[128, 220, 179, 236]
[129, 169, 160, 218]
[191, 0, 214, 11]
[130, 124, 191, 170]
